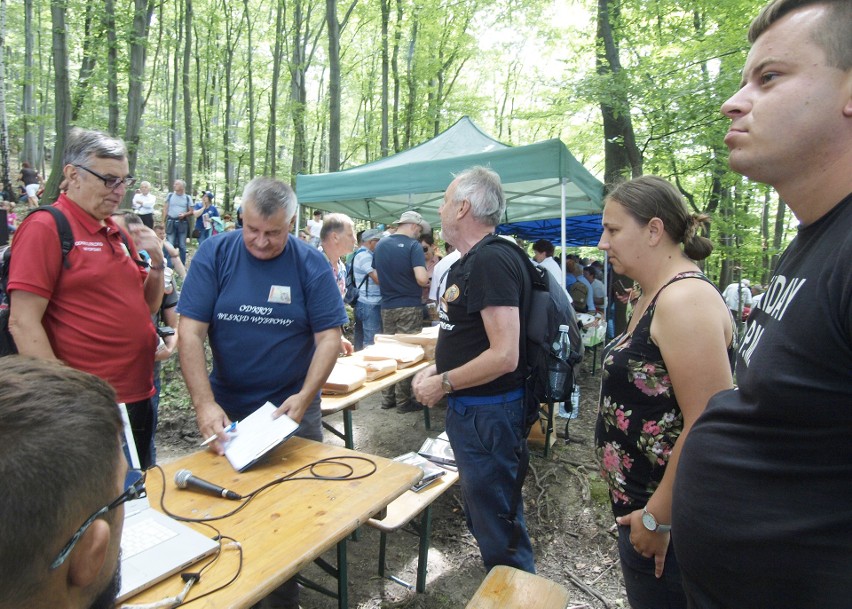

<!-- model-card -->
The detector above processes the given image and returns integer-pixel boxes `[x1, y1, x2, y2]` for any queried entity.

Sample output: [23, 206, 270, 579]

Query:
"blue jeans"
[446, 389, 535, 573]
[166, 218, 188, 265]
[354, 301, 382, 351]
[197, 227, 213, 245]
[617, 524, 687, 609]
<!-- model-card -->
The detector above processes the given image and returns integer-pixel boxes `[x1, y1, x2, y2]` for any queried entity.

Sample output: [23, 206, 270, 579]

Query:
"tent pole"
[560, 178, 567, 288]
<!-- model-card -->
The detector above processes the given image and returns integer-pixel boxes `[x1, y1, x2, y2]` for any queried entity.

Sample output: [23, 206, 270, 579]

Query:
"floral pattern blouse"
[595, 271, 728, 517]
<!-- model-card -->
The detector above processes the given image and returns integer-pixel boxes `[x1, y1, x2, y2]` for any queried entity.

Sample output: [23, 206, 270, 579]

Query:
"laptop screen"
[117, 403, 149, 516]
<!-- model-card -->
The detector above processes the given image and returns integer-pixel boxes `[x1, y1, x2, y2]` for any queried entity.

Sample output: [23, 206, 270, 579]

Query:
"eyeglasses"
[422, 246, 429, 252]
[74, 165, 137, 190]
[50, 468, 147, 570]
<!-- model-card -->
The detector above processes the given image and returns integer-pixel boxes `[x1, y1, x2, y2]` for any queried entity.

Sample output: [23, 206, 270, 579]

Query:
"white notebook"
[224, 402, 300, 472]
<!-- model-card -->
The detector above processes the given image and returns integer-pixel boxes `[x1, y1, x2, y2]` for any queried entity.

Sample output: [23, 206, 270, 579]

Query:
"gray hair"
[140, 180, 151, 189]
[63, 127, 127, 167]
[451, 166, 505, 227]
[241, 177, 298, 220]
[174, 179, 186, 189]
[320, 213, 353, 241]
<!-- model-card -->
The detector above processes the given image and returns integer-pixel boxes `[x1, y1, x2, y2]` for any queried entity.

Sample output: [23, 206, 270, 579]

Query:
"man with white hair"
[414, 166, 535, 573]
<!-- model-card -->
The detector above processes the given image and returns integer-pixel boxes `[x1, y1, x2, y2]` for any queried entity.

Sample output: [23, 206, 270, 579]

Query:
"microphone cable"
[150, 455, 378, 523]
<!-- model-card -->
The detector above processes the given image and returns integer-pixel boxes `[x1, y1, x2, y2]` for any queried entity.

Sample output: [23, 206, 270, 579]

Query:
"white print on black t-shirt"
[739, 274, 806, 367]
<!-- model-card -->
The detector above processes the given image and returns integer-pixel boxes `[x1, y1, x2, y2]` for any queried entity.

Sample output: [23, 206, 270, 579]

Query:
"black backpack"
[482, 235, 584, 429]
[343, 249, 369, 305]
[0, 207, 75, 356]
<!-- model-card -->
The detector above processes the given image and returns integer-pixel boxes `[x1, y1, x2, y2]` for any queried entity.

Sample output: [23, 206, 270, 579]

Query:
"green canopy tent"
[296, 116, 604, 234]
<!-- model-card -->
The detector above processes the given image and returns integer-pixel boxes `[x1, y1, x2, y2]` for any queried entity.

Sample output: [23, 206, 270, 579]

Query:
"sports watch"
[642, 507, 671, 533]
[441, 372, 454, 394]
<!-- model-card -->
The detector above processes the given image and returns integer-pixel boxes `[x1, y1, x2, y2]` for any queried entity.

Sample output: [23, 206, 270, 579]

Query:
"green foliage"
[2, 0, 791, 280]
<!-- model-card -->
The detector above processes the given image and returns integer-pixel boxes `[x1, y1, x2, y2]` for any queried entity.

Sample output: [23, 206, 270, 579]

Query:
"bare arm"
[275, 326, 342, 423]
[178, 316, 232, 455]
[618, 280, 733, 576]
[8, 291, 57, 360]
[414, 305, 519, 407]
[413, 265, 430, 288]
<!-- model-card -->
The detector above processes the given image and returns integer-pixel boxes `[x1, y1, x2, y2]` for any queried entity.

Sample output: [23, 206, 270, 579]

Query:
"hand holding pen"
[200, 421, 237, 447]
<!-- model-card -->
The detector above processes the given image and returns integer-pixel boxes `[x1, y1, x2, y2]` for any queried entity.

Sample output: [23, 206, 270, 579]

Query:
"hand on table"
[196, 402, 233, 456]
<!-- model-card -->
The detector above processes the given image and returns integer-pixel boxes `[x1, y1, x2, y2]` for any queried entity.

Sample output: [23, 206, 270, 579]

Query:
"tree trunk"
[391, 0, 402, 152]
[22, 0, 37, 165]
[326, 0, 340, 172]
[183, 0, 193, 191]
[124, 0, 154, 204]
[267, 0, 285, 177]
[380, 0, 390, 157]
[71, 3, 98, 123]
[403, 16, 418, 149]
[105, 0, 119, 136]
[169, 0, 183, 186]
[0, 0, 10, 194]
[290, 0, 308, 181]
[243, 0, 256, 177]
[44, 0, 71, 206]
[770, 196, 787, 280]
[596, 0, 642, 186]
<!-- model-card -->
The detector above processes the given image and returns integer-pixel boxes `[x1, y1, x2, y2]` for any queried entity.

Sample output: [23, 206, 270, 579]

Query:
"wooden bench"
[465, 565, 570, 609]
[366, 468, 460, 593]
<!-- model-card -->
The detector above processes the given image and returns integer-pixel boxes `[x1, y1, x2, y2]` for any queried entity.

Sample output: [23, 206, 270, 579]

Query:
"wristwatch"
[441, 372, 454, 394]
[642, 507, 671, 533]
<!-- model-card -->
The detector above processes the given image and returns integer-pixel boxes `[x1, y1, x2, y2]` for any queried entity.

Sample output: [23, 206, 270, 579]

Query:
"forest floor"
[156, 352, 628, 609]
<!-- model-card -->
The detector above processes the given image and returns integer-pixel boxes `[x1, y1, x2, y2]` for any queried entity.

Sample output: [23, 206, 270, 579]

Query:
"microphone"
[174, 469, 242, 500]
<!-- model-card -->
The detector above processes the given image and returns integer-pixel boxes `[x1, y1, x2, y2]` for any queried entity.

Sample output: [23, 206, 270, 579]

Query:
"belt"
[448, 387, 524, 414]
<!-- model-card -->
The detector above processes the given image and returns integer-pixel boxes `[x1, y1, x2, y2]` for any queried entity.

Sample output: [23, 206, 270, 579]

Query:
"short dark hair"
[0, 357, 123, 605]
[419, 233, 435, 246]
[749, 0, 852, 70]
[532, 239, 555, 257]
[606, 175, 714, 261]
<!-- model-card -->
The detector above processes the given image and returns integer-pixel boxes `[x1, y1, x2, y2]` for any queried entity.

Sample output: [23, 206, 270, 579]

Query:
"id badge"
[268, 285, 291, 304]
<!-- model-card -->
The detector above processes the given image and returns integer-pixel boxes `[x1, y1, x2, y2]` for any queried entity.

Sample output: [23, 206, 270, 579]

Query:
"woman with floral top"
[595, 176, 734, 609]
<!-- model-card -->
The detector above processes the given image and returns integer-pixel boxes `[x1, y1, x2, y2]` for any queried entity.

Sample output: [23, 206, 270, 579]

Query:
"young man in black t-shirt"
[672, 2, 852, 607]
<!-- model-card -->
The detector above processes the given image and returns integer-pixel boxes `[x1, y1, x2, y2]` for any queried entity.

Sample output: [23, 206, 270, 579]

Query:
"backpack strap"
[27, 207, 75, 269]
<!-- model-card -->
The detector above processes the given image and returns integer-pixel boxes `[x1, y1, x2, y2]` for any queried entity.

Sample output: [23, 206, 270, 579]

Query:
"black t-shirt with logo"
[673, 194, 852, 608]
[435, 236, 526, 396]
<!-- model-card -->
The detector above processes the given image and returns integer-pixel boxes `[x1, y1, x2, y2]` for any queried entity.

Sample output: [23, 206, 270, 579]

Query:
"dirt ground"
[156, 351, 627, 609]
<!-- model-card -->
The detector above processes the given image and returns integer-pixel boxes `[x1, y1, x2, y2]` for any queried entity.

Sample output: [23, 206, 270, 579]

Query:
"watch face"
[642, 509, 657, 531]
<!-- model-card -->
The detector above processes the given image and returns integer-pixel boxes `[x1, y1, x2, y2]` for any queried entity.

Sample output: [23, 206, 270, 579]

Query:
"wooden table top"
[126, 437, 422, 608]
[321, 359, 432, 414]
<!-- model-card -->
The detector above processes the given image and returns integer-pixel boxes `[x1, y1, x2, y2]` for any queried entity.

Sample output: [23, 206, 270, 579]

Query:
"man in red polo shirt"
[8, 127, 164, 467]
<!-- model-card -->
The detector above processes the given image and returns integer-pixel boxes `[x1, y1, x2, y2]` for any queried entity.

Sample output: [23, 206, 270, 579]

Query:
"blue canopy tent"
[496, 214, 603, 247]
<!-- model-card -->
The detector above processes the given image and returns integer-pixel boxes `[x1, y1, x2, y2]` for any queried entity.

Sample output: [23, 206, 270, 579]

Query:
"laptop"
[116, 404, 219, 602]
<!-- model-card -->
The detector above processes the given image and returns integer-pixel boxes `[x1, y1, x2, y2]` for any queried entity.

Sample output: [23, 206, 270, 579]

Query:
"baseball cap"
[392, 210, 429, 230]
[361, 228, 383, 242]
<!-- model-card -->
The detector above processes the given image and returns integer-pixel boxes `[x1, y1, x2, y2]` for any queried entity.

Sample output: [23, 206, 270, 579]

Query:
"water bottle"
[547, 324, 572, 402]
[569, 384, 580, 419]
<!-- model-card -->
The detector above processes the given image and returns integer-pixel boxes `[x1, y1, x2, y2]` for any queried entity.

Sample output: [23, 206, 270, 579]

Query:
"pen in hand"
[200, 421, 237, 447]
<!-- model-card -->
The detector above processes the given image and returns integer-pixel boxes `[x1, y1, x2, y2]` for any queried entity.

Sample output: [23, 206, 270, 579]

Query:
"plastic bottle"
[547, 324, 572, 402]
[569, 384, 580, 419]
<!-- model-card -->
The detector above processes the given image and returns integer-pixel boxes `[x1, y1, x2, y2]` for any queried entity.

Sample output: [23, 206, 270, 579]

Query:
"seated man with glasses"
[8, 127, 165, 468]
[0, 356, 132, 609]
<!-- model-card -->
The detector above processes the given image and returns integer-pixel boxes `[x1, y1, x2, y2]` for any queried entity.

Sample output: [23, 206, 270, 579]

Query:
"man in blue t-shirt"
[372, 210, 430, 412]
[177, 177, 346, 609]
[178, 176, 347, 441]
